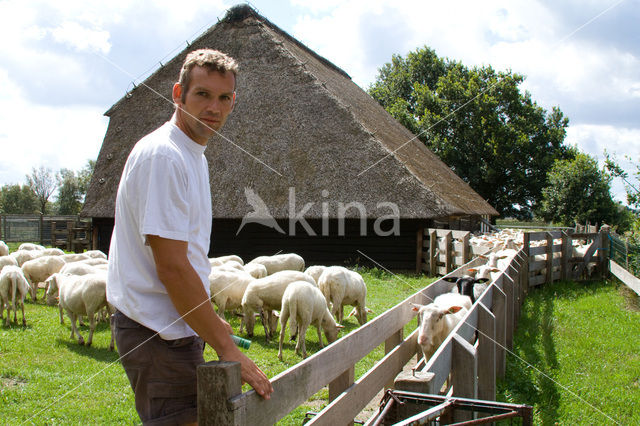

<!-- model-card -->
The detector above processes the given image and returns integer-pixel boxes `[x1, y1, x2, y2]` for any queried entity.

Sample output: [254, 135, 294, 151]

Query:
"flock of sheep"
[0, 228, 594, 365]
[0, 242, 370, 361]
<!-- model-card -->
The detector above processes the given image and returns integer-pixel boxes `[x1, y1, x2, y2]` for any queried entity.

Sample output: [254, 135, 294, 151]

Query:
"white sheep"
[278, 281, 342, 360]
[412, 293, 470, 361]
[0, 255, 19, 271]
[304, 265, 327, 283]
[208, 268, 255, 321]
[60, 253, 91, 263]
[0, 265, 30, 326]
[243, 262, 268, 279]
[21, 255, 67, 301]
[317, 266, 367, 325]
[211, 255, 244, 265]
[59, 262, 99, 277]
[18, 243, 45, 251]
[46, 273, 114, 349]
[247, 253, 305, 275]
[41, 248, 65, 256]
[0, 241, 9, 257]
[83, 250, 108, 260]
[241, 270, 316, 340]
[10, 249, 44, 266]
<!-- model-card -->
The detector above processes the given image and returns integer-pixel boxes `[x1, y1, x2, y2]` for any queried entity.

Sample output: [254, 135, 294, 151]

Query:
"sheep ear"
[468, 268, 478, 273]
[447, 306, 463, 314]
[410, 303, 422, 311]
[477, 278, 490, 283]
[442, 276, 457, 283]
[335, 324, 345, 330]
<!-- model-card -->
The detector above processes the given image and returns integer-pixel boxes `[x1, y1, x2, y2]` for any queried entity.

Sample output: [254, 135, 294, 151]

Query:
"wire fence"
[0, 214, 91, 247]
[609, 233, 640, 277]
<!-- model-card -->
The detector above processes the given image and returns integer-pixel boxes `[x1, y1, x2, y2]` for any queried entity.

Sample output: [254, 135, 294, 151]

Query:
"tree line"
[368, 45, 637, 232]
[0, 160, 95, 216]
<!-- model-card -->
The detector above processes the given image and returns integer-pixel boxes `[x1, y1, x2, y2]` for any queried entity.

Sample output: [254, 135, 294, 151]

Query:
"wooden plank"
[528, 230, 563, 240]
[610, 260, 640, 296]
[561, 232, 570, 281]
[309, 331, 420, 426]
[503, 275, 514, 350]
[384, 329, 403, 389]
[477, 303, 496, 402]
[546, 233, 553, 284]
[529, 274, 546, 287]
[462, 233, 471, 264]
[523, 233, 530, 289]
[451, 334, 477, 421]
[492, 283, 506, 378]
[424, 340, 453, 394]
[572, 234, 600, 279]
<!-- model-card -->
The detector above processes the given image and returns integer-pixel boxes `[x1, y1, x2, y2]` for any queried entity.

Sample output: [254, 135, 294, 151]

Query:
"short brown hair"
[178, 49, 238, 102]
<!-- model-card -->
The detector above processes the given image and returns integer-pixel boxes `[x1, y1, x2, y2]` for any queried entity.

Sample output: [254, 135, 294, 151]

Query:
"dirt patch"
[619, 284, 640, 312]
[1, 376, 27, 389]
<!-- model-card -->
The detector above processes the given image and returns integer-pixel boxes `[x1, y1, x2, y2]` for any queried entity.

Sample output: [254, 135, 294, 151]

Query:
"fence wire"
[608, 233, 640, 276]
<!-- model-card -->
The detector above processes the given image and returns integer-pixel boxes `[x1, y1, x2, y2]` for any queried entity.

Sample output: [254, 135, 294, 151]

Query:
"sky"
[0, 0, 638, 204]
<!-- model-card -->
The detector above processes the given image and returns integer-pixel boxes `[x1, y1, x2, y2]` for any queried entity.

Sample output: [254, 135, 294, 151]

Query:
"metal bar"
[394, 400, 455, 426]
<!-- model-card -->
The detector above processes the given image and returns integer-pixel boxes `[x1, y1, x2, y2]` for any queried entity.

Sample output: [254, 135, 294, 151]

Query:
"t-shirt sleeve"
[135, 154, 190, 242]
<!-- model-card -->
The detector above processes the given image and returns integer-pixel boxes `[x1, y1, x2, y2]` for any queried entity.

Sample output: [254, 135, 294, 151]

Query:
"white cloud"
[50, 20, 111, 54]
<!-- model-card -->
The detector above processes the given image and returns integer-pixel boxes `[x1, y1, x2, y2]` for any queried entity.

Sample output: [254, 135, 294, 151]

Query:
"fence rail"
[197, 229, 612, 424]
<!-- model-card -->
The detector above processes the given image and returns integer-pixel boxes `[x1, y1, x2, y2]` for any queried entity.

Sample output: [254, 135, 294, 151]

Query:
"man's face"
[172, 66, 236, 145]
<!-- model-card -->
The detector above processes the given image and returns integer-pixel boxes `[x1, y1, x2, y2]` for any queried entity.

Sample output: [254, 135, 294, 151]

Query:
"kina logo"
[236, 187, 285, 235]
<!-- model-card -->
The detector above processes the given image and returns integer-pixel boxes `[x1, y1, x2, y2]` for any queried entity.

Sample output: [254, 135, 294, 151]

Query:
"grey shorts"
[112, 310, 205, 426]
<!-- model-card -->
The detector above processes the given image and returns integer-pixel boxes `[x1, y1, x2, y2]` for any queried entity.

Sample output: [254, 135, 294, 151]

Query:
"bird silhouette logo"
[237, 187, 285, 235]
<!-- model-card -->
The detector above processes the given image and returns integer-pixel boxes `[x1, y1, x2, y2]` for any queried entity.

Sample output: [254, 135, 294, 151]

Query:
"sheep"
[304, 265, 327, 283]
[0, 241, 8, 257]
[79, 257, 109, 267]
[208, 268, 255, 321]
[278, 281, 342, 360]
[10, 249, 45, 266]
[46, 273, 114, 349]
[247, 253, 305, 275]
[21, 255, 67, 301]
[83, 250, 107, 260]
[243, 262, 267, 279]
[0, 255, 19, 271]
[412, 293, 470, 362]
[41, 248, 65, 256]
[442, 276, 489, 304]
[18, 243, 45, 251]
[211, 255, 244, 265]
[317, 266, 367, 325]
[59, 262, 99, 277]
[0, 265, 30, 326]
[60, 253, 91, 263]
[241, 270, 316, 340]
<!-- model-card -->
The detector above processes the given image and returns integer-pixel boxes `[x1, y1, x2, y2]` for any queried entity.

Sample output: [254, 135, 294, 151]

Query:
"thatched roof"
[83, 4, 498, 220]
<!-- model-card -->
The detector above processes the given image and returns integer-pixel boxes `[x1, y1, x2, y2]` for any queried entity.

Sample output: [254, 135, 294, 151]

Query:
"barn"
[82, 4, 498, 271]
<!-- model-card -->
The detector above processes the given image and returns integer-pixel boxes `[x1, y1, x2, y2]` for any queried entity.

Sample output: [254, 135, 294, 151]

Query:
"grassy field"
[3, 262, 639, 425]
[0, 267, 429, 425]
[497, 279, 640, 425]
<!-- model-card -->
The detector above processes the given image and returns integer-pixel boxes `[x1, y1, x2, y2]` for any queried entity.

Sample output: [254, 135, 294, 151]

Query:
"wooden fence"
[0, 214, 93, 251]
[417, 229, 473, 276]
[197, 229, 610, 425]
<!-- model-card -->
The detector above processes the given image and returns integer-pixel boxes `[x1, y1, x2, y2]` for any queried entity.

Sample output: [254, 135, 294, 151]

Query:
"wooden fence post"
[416, 227, 423, 274]
[197, 361, 242, 426]
[561, 232, 570, 281]
[329, 367, 355, 403]
[503, 275, 515, 350]
[462, 233, 470, 264]
[384, 329, 403, 389]
[492, 282, 507, 378]
[545, 232, 553, 284]
[477, 303, 496, 402]
[429, 229, 437, 276]
[39, 214, 44, 246]
[451, 334, 477, 422]
[444, 231, 453, 274]
[523, 233, 530, 288]
[600, 227, 610, 278]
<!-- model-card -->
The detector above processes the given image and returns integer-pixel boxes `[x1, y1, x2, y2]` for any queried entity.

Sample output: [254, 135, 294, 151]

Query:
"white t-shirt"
[107, 115, 212, 340]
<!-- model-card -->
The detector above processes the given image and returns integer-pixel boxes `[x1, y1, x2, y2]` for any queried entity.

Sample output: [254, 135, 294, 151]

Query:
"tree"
[26, 166, 57, 214]
[56, 168, 82, 215]
[604, 151, 640, 208]
[537, 152, 620, 226]
[77, 159, 95, 201]
[368, 46, 573, 218]
[0, 184, 38, 214]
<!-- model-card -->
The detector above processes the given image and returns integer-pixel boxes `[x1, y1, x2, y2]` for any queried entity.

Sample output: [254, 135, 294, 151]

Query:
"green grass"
[497, 279, 640, 425]
[0, 267, 430, 425]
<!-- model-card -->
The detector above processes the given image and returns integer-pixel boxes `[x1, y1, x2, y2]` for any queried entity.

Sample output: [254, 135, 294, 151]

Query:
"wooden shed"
[82, 4, 498, 270]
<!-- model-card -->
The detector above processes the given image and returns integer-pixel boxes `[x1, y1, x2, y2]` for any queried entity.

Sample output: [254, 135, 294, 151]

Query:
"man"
[107, 49, 273, 425]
